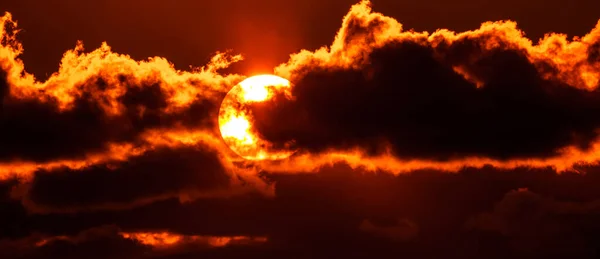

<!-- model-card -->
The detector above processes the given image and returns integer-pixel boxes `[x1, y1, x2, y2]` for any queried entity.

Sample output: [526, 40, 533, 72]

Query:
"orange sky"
[1, 0, 599, 78]
[2, 1, 600, 258]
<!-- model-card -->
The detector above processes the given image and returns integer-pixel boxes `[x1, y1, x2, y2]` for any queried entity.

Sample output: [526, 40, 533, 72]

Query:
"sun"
[218, 74, 294, 160]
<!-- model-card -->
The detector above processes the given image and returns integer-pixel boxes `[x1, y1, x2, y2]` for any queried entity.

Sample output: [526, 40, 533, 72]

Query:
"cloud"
[245, 0, 600, 173]
[0, 11, 285, 214]
[3, 163, 600, 258]
[119, 231, 267, 249]
[0, 225, 146, 259]
[359, 218, 419, 241]
[0, 225, 267, 259]
[466, 188, 600, 258]
[0, 12, 244, 178]
[10, 145, 267, 213]
[0, 12, 274, 209]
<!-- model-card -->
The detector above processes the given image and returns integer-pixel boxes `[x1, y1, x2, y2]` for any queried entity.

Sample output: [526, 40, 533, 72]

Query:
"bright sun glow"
[218, 74, 294, 160]
[220, 116, 253, 145]
[238, 74, 291, 101]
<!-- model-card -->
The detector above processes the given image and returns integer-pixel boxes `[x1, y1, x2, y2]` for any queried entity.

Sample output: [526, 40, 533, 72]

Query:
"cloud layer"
[1, 0, 600, 258]
[250, 1, 600, 168]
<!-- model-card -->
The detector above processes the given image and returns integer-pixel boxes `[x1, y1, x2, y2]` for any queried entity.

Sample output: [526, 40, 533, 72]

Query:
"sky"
[1, 0, 600, 258]
[2, 0, 599, 77]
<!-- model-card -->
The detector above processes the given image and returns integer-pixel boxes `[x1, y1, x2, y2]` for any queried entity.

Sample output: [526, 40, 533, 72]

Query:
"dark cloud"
[12, 146, 233, 213]
[4, 165, 600, 258]
[0, 73, 224, 163]
[465, 188, 600, 258]
[0, 69, 7, 104]
[587, 41, 600, 63]
[0, 12, 239, 165]
[0, 226, 147, 259]
[250, 16, 600, 161]
[0, 179, 29, 239]
[359, 218, 419, 241]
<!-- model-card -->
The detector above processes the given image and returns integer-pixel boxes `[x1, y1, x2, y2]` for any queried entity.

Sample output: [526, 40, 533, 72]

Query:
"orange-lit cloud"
[244, 0, 600, 174]
[0, 11, 273, 211]
[0, 225, 267, 258]
[1, 0, 600, 216]
[120, 231, 267, 248]
[0, 12, 243, 174]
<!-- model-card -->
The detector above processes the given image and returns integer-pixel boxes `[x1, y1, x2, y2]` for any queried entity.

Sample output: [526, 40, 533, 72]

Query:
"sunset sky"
[1, 0, 600, 258]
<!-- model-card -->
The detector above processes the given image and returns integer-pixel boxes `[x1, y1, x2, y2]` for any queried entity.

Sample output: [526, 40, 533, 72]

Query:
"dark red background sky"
[1, 0, 599, 78]
[2, 1, 600, 259]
